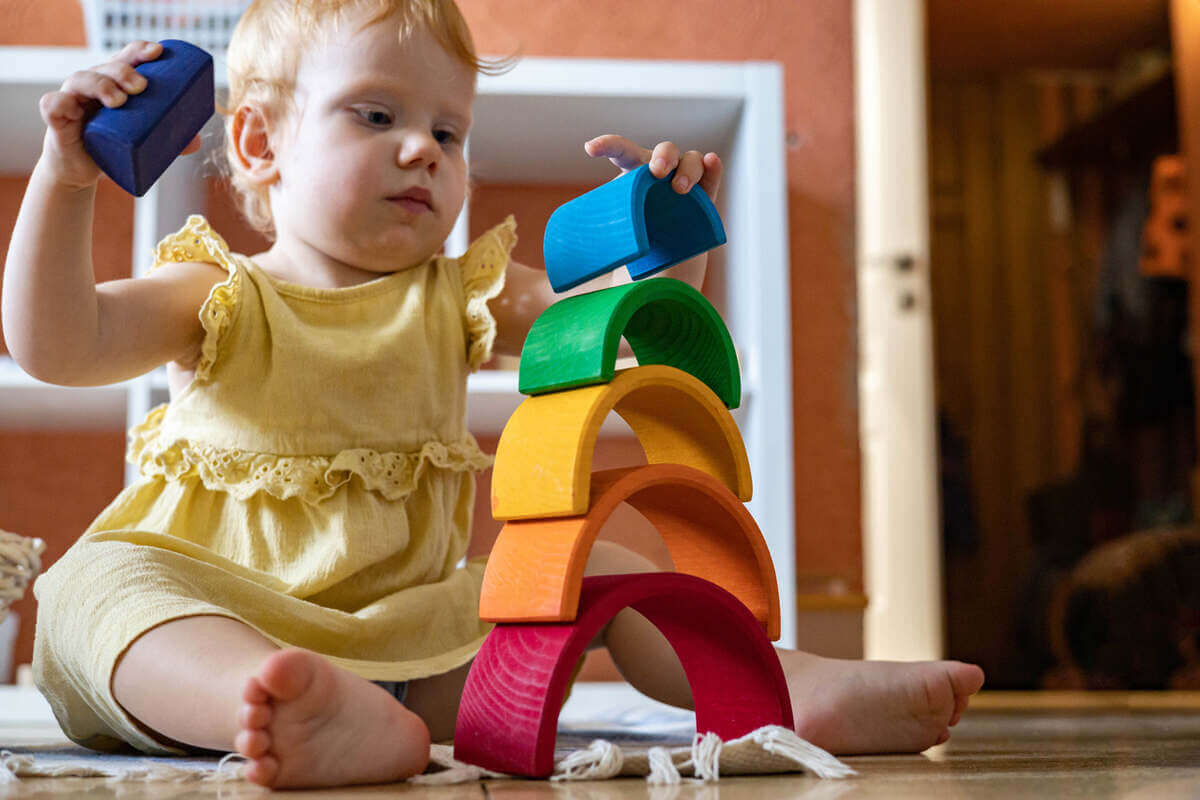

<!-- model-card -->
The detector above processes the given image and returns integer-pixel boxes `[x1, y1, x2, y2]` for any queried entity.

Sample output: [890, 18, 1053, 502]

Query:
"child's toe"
[242, 676, 270, 704]
[257, 649, 319, 701]
[950, 693, 971, 725]
[245, 754, 280, 787]
[239, 702, 271, 729]
[236, 727, 271, 759]
[952, 662, 986, 695]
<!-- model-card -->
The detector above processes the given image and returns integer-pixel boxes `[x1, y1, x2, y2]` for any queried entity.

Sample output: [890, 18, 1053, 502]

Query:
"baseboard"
[971, 691, 1200, 711]
[0, 685, 54, 724]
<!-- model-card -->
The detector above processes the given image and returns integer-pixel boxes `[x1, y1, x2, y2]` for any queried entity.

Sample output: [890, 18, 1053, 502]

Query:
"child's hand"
[38, 40, 202, 190]
[584, 135, 723, 202]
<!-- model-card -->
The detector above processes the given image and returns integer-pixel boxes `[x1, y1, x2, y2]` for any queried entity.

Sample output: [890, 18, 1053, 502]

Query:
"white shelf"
[0, 355, 127, 430]
[0, 48, 795, 645]
[0, 355, 756, 434]
[471, 58, 746, 184]
[0, 46, 236, 174]
[0, 356, 526, 432]
[0, 49, 745, 181]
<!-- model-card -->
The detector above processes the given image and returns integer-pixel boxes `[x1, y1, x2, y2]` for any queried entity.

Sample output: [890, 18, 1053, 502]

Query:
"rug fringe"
[646, 746, 682, 785]
[411, 744, 506, 784]
[416, 725, 855, 784]
[552, 739, 624, 781]
[685, 732, 724, 781]
[748, 725, 858, 779]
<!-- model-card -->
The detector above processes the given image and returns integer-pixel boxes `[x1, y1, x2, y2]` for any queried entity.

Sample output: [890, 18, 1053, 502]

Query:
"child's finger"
[38, 90, 87, 129]
[697, 152, 723, 201]
[647, 141, 680, 179]
[112, 39, 164, 68]
[180, 134, 203, 156]
[59, 69, 129, 109]
[673, 149, 705, 194]
[90, 61, 150, 96]
[584, 134, 652, 171]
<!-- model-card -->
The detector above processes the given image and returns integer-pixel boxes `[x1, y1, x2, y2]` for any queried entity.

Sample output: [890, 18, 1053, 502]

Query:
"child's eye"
[354, 107, 393, 127]
[434, 129, 459, 146]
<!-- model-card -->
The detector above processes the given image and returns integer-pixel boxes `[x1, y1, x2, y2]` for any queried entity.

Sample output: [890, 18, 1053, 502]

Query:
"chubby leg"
[404, 660, 474, 743]
[585, 539, 694, 709]
[587, 541, 986, 754]
[111, 615, 430, 788]
[111, 615, 276, 751]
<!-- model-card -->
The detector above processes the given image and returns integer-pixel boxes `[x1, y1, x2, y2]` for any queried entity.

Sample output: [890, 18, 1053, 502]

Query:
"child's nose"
[397, 130, 440, 170]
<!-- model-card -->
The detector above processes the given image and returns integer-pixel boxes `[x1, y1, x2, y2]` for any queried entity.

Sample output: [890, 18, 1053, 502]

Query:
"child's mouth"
[388, 188, 433, 213]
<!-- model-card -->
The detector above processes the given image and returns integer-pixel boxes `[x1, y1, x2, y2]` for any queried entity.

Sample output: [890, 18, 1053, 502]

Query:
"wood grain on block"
[518, 278, 741, 409]
[481, 464, 781, 640]
[454, 572, 793, 777]
[542, 164, 726, 292]
[491, 365, 751, 520]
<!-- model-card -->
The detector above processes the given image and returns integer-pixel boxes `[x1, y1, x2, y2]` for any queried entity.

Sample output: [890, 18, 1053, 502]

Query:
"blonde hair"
[220, 0, 510, 236]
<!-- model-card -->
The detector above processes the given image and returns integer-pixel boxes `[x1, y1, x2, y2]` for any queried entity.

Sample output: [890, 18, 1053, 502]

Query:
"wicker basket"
[0, 531, 42, 683]
[0, 531, 44, 625]
[79, 0, 252, 54]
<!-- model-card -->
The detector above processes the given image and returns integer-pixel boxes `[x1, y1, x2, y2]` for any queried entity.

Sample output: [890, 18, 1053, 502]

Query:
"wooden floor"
[3, 692, 1200, 798]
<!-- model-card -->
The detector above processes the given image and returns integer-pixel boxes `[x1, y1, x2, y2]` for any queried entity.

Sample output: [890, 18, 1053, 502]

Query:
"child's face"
[269, 13, 474, 273]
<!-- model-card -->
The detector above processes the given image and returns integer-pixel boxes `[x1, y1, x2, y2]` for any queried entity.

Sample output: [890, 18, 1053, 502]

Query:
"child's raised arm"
[489, 136, 723, 359]
[2, 40, 221, 387]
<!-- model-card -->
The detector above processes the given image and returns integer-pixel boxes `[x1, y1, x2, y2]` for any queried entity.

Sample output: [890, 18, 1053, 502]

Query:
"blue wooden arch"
[543, 164, 727, 292]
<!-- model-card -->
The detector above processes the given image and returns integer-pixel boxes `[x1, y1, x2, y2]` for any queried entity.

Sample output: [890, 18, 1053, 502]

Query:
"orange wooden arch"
[491, 365, 752, 521]
[481, 464, 780, 640]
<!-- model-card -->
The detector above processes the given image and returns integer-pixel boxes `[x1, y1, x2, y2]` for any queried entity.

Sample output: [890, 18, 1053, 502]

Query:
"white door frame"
[854, 0, 944, 660]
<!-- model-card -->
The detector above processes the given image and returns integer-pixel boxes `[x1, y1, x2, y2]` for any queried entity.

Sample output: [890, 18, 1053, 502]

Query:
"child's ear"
[232, 105, 279, 185]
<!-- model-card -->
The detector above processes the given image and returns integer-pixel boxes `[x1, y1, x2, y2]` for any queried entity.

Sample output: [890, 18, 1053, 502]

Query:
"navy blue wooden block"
[542, 164, 726, 293]
[82, 40, 214, 197]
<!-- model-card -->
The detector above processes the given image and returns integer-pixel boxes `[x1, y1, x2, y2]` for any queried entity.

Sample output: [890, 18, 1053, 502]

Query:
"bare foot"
[779, 650, 985, 754]
[235, 649, 431, 788]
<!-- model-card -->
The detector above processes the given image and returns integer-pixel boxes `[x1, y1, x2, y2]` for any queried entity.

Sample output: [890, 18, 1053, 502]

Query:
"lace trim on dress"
[151, 215, 241, 383]
[459, 216, 517, 372]
[128, 405, 494, 505]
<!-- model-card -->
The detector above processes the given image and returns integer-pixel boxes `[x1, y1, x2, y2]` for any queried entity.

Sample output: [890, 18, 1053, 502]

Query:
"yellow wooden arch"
[491, 365, 752, 521]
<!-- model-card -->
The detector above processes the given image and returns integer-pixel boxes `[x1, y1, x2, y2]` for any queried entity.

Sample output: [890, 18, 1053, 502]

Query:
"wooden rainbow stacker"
[453, 166, 790, 778]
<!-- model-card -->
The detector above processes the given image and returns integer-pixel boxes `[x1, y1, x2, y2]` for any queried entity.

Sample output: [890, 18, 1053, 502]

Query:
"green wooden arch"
[517, 278, 741, 409]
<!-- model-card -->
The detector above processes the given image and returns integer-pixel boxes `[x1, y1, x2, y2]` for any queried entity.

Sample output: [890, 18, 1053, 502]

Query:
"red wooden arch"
[454, 573, 794, 777]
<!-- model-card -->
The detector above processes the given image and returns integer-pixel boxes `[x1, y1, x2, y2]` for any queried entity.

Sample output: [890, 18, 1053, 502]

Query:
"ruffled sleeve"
[149, 215, 241, 383]
[456, 216, 517, 372]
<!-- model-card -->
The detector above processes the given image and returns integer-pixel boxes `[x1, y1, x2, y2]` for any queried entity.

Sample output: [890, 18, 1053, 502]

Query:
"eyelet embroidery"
[128, 407, 493, 505]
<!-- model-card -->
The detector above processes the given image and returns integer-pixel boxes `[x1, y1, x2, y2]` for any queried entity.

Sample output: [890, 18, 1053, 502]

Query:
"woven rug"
[1, 688, 854, 785]
[1, 728, 853, 785]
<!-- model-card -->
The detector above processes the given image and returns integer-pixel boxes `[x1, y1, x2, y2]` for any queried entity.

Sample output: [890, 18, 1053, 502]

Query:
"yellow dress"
[32, 214, 515, 755]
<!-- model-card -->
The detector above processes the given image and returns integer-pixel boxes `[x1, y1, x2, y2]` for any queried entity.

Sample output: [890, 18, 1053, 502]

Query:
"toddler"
[2, 0, 984, 788]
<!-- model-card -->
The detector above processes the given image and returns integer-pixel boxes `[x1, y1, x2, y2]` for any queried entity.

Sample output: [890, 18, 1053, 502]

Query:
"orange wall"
[0, 1, 860, 673]
[0, 1, 86, 46]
